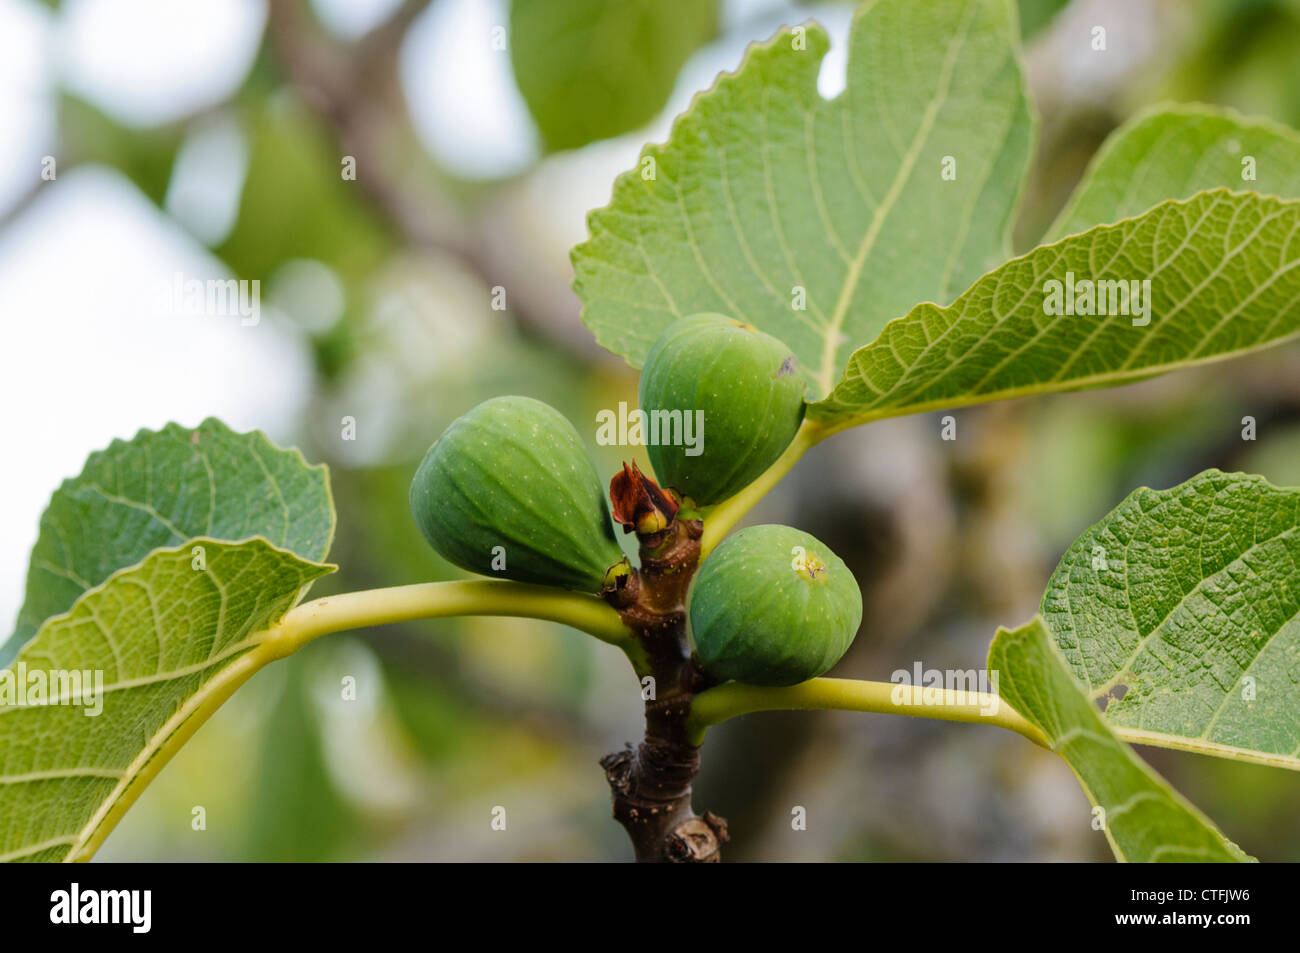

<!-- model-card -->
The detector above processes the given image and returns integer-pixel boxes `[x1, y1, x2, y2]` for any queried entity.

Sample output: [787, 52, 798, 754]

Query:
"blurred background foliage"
[3, 0, 1299, 861]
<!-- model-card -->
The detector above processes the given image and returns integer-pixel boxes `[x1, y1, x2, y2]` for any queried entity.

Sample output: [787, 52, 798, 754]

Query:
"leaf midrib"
[59, 637, 279, 863]
[1112, 726, 1300, 769]
[815, 0, 976, 393]
[813, 321, 1300, 432]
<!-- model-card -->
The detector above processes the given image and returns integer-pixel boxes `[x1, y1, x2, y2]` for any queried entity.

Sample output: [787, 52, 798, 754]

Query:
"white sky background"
[0, 0, 854, 632]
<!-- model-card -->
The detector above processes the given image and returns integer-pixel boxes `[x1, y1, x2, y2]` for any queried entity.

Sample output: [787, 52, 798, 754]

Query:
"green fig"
[409, 396, 623, 592]
[638, 313, 806, 505]
[689, 525, 861, 686]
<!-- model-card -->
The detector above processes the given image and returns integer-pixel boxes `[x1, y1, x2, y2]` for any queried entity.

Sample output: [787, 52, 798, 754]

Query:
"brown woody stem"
[601, 506, 727, 862]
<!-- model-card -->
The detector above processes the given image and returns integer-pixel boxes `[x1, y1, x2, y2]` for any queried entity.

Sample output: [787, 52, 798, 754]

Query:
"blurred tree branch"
[265, 0, 490, 271]
[265, 0, 608, 357]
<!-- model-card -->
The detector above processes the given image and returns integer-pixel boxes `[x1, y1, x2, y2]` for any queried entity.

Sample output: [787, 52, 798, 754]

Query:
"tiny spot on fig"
[777, 356, 797, 378]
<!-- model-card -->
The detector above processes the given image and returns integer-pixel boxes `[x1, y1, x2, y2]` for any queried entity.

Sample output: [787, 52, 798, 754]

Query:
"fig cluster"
[408, 314, 861, 686]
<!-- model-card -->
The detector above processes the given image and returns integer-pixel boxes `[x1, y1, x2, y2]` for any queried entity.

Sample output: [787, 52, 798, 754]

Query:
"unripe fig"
[409, 396, 623, 592]
[639, 313, 806, 505]
[689, 525, 861, 686]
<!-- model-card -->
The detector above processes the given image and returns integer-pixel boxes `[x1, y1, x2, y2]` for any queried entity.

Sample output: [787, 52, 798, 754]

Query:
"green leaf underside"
[810, 189, 1300, 427]
[1042, 470, 1300, 771]
[1, 419, 336, 861]
[573, 0, 1032, 398]
[0, 540, 332, 862]
[1049, 104, 1300, 241]
[989, 618, 1252, 862]
[4, 418, 334, 666]
[509, 0, 719, 152]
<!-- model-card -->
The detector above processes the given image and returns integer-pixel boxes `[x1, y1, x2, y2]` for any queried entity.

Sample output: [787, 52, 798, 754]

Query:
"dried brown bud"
[609, 461, 679, 537]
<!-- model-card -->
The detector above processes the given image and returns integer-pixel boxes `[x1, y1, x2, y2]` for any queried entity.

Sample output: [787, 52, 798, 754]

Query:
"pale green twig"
[685, 676, 1051, 748]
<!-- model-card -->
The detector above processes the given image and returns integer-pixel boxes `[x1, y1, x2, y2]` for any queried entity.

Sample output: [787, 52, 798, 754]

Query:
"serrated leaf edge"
[1045, 101, 1300, 242]
[6, 417, 337, 662]
[571, 19, 830, 371]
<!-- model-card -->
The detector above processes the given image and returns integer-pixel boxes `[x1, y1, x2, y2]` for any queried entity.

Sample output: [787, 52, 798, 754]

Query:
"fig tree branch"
[264, 0, 486, 269]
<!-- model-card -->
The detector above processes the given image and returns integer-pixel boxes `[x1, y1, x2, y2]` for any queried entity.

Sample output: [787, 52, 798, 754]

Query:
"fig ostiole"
[688, 524, 862, 686]
[409, 395, 624, 592]
[638, 313, 806, 506]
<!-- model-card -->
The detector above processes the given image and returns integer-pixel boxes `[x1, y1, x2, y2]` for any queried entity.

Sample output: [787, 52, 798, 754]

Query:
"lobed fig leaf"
[689, 524, 861, 686]
[639, 313, 806, 505]
[410, 396, 623, 592]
